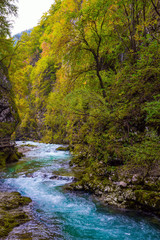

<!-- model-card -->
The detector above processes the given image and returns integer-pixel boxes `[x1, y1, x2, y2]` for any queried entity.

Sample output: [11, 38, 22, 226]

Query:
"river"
[0, 141, 160, 239]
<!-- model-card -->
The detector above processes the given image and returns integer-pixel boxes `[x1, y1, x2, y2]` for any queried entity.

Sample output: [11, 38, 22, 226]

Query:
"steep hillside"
[9, 0, 160, 214]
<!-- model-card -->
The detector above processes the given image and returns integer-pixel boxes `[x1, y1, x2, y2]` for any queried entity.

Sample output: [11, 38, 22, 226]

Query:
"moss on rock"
[0, 148, 23, 166]
[135, 190, 160, 210]
[56, 146, 70, 151]
[0, 191, 32, 238]
[0, 152, 6, 167]
[68, 162, 160, 216]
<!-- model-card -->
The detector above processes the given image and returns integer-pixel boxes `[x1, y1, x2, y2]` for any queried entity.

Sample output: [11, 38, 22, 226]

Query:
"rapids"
[0, 141, 160, 239]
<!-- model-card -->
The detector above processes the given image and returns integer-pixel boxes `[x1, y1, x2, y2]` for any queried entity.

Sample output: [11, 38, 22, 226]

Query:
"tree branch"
[151, 0, 160, 17]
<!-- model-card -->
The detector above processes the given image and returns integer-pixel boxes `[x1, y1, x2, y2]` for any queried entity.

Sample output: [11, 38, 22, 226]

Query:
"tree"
[10, 0, 160, 174]
[0, 0, 17, 37]
[47, 0, 117, 101]
[0, 0, 17, 66]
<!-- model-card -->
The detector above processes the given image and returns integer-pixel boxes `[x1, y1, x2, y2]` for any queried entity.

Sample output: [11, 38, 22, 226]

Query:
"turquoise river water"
[0, 141, 160, 239]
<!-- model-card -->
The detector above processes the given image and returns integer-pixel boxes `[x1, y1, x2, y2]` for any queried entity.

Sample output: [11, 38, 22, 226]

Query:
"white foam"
[16, 141, 70, 160]
[5, 176, 64, 206]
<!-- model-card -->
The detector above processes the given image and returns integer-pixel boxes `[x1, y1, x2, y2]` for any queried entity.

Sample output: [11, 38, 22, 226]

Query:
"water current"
[0, 141, 160, 239]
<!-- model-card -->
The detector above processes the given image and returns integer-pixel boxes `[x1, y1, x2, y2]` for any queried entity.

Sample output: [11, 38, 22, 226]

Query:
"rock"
[0, 64, 19, 138]
[68, 161, 160, 216]
[126, 178, 132, 184]
[95, 190, 103, 196]
[132, 174, 143, 184]
[56, 146, 70, 151]
[0, 62, 20, 166]
[117, 195, 124, 202]
[0, 191, 32, 238]
[104, 186, 113, 192]
[119, 181, 127, 187]
[104, 197, 112, 203]
[114, 181, 127, 188]
[124, 189, 136, 201]
[135, 190, 160, 210]
[50, 175, 76, 182]
[0, 192, 31, 210]
[0, 149, 22, 166]
[75, 184, 83, 190]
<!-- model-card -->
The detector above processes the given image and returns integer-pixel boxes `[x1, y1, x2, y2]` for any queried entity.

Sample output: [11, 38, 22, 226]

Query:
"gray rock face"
[0, 62, 19, 138]
[0, 97, 15, 123]
[0, 62, 20, 165]
[0, 62, 11, 91]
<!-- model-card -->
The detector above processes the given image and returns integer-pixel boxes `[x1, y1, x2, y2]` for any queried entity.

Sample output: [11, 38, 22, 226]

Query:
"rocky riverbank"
[67, 163, 160, 217]
[0, 147, 23, 167]
[0, 191, 31, 238]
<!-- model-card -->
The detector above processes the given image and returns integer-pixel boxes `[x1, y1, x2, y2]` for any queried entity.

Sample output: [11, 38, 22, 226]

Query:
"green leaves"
[8, 0, 160, 172]
[0, 0, 17, 66]
[0, 0, 17, 38]
[144, 95, 160, 126]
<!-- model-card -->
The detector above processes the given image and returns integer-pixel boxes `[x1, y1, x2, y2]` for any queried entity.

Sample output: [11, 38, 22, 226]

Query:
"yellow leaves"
[134, 33, 142, 42]
[108, 3, 118, 13]
[63, 0, 78, 12]
[136, 25, 143, 32]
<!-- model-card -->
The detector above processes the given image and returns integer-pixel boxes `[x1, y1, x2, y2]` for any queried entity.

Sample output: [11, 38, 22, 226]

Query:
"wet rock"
[50, 175, 76, 182]
[56, 146, 70, 151]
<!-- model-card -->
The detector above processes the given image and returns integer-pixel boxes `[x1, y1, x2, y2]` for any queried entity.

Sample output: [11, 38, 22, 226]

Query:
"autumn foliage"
[8, 0, 160, 172]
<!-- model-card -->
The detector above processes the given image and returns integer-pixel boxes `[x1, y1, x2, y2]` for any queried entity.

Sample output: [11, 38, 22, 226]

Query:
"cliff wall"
[0, 62, 20, 165]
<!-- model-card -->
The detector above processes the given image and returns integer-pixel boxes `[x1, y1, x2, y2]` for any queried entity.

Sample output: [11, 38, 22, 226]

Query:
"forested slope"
[10, 0, 160, 213]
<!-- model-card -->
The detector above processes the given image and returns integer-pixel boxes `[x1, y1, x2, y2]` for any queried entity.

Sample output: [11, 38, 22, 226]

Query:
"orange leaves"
[41, 41, 50, 57]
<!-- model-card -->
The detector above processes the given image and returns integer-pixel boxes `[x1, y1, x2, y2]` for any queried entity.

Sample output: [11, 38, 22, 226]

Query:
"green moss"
[0, 209, 29, 237]
[0, 191, 32, 237]
[0, 152, 10, 167]
[144, 181, 160, 191]
[6, 152, 19, 163]
[20, 144, 35, 148]
[135, 190, 160, 209]
[0, 148, 23, 167]
[0, 123, 16, 138]
[0, 192, 31, 210]
[56, 146, 70, 151]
